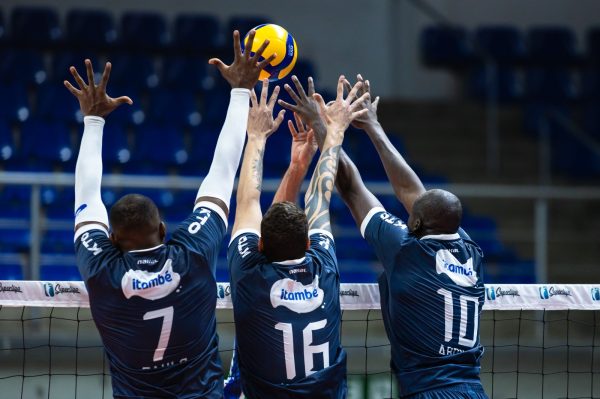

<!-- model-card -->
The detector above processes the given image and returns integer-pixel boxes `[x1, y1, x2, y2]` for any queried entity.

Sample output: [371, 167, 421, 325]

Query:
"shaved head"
[109, 194, 165, 251]
[408, 189, 462, 237]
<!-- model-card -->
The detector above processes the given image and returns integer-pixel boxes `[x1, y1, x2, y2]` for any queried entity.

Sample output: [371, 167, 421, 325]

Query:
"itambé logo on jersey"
[121, 259, 180, 301]
[270, 275, 324, 314]
[0, 282, 22, 293]
[43, 283, 81, 297]
[485, 286, 520, 301]
[539, 285, 572, 300]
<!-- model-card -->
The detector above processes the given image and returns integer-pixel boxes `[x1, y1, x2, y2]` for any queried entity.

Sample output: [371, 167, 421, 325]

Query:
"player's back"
[228, 230, 347, 399]
[75, 206, 226, 398]
[363, 209, 485, 397]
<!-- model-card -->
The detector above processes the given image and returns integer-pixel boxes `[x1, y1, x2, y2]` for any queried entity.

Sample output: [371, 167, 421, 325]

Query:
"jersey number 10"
[437, 289, 479, 348]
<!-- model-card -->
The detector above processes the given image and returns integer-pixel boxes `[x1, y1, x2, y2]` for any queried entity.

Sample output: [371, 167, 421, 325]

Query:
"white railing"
[2, 171, 600, 281]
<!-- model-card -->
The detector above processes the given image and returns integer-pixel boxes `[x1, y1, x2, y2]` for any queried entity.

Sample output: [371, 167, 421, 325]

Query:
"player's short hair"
[109, 194, 161, 234]
[413, 189, 462, 234]
[261, 201, 308, 262]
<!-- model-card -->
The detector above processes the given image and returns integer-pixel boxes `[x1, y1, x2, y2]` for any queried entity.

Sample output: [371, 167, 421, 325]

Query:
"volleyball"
[242, 24, 297, 82]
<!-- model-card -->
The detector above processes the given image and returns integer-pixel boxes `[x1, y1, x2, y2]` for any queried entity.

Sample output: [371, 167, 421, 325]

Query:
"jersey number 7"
[143, 306, 174, 362]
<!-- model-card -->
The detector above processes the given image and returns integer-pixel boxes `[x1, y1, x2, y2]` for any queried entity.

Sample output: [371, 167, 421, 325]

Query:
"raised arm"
[303, 76, 369, 233]
[349, 75, 425, 214]
[231, 80, 285, 235]
[195, 30, 276, 221]
[278, 76, 382, 227]
[65, 59, 132, 235]
[272, 113, 318, 204]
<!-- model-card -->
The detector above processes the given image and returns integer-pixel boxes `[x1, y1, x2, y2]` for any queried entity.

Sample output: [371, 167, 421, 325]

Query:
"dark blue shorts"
[406, 383, 488, 399]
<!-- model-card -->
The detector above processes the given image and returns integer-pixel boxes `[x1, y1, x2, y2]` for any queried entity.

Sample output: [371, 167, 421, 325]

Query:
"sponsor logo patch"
[121, 259, 180, 300]
[435, 249, 477, 287]
[43, 283, 80, 297]
[270, 276, 324, 313]
[539, 285, 572, 300]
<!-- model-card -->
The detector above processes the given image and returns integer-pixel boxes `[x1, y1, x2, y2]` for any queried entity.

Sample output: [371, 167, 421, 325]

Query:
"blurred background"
[0, 0, 599, 285]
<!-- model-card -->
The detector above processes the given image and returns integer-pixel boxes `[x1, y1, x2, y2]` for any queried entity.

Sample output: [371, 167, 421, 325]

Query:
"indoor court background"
[0, 0, 599, 398]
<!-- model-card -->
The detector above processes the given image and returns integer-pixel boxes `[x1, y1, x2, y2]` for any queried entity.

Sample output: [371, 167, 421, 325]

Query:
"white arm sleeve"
[74, 116, 109, 236]
[196, 88, 250, 210]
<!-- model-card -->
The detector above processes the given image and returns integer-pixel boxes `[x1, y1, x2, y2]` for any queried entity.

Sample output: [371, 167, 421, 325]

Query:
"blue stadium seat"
[120, 12, 167, 50]
[468, 65, 522, 103]
[133, 124, 188, 166]
[10, 7, 61, 47]
[0, 121, 15, 163]
[173, 14, 223, 52]
[0, 84, 30, 122]
[336, 237, 376, 261]
[528, 27, 578, 64]
[41, 230, 74, 252]
[186, 125, 220, 170]
[587, 27, 600, 63]
[0, 10, 6, 44]
[36, 84, 82, 122]
[582, 69, 600, 100]
[525, 68, 577, 101]
[0, 49, 46, 85]
[0, 263, 24, 280]
[66, 9, 116, 49]
[40, 264, 81, 281]
[200, 88, 230, 127]
[102, 124, 131, 166]
[0, 229, 30, 252]
[162, 57, 214, 91]
[474, 26, 526, 63]
[107, 54, 158, 89]
[20, 119, 74, 165]
[108, 87, 145, 125]
[146, 89, 200, 126]
[44, 188, 75, 219]
[421, 26, 473, 67]
[228, 16, 268, 37]
[52, 52, 102, 82]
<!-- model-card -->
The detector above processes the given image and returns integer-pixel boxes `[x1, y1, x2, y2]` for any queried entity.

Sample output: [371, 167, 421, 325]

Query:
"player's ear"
[305, 236, 310, 251]
[159, 221, 166, 243]
[258, 237, 264, 253]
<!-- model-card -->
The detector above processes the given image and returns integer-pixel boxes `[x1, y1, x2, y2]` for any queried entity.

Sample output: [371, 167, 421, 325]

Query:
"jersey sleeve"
[361, 207, 409, 272]
[307, 229, 338, 274]
[227, 230, 267, 281]
[169, 203, 227, 268]
[74, 225, 120, 281]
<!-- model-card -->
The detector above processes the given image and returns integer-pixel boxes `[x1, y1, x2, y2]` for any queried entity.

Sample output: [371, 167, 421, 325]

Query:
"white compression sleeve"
[196, 88, 250, 210]
[74, 116, 109, 234]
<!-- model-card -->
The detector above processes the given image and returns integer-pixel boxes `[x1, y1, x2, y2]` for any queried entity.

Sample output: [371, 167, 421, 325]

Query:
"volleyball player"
[227, 77, 368, 398]
[279, 76, 489, 398]
[66, 30, 274, 398]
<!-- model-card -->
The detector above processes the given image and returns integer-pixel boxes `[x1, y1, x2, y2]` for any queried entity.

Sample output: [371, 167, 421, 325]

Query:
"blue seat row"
[1, 7, 266, 51]
[422, 25, 600, 66]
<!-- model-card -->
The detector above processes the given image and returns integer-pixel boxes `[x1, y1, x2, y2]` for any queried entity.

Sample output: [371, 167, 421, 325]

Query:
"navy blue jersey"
[362, 208, 485, 397]
[227, 229, 347, 399]
[75, 205, 226, 398]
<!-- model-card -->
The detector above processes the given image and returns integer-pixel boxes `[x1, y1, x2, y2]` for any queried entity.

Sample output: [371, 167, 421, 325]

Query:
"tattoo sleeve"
[304, 144, 341, 232]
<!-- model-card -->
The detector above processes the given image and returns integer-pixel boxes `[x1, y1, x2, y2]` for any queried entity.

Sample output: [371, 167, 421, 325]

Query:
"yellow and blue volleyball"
[242, 24, 297, 82]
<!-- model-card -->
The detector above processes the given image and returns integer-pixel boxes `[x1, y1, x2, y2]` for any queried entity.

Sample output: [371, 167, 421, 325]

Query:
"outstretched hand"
[313, 75, 370, 141]
[64, 59, 132, 118]
[209, 30, 276, 90]
[288, 112, 318, 169]
[247, 79, 286, 140]
[278, 75, 323, 128]
[344, 74, 380, 130]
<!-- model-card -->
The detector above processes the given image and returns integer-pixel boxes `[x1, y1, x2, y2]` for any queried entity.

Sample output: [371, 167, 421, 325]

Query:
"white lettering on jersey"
[121, 259, 181, 300]
[237, 236, 251, 258]
[435, 249, 477, 287]
[81, 232, 103, 256]
[318, 235, 330, 250]
[270, 276, 324, 314]
[188, 209, 211, 234]
[380, 213, 408, 229]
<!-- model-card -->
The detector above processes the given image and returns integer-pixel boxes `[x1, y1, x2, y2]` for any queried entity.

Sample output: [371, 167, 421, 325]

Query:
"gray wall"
[3, 0, 600, 99]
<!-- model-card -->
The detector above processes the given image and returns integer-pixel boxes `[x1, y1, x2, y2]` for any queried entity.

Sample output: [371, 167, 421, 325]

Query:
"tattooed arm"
[304, 76, 370, 232]
[231, 80, 285, 235]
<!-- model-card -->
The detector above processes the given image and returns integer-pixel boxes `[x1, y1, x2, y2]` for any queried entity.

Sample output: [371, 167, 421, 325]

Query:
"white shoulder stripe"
[74, 224, 108, 242]
[229, 228, 260, 246]
[194, 201, 228, 229]
[360, 207, 386, 238]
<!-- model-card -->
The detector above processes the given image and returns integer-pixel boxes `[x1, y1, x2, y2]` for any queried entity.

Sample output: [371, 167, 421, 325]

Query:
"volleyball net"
[1, 281, 600, 399]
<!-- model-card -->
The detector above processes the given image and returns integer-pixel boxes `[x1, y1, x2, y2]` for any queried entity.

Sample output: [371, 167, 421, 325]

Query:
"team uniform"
[227, 229, 347, 399]
[361, 208, 488, 399]
[75, 203, 226, 399]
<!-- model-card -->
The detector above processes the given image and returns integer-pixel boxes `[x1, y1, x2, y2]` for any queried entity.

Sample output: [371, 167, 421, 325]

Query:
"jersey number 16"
[275, 319, 329, 380]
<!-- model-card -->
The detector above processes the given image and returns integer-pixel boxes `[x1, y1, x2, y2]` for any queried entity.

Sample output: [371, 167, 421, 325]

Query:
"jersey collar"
[128, 244, 165, 253]
[274, 257, 306, 265]
[420, 233, 461, 241]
